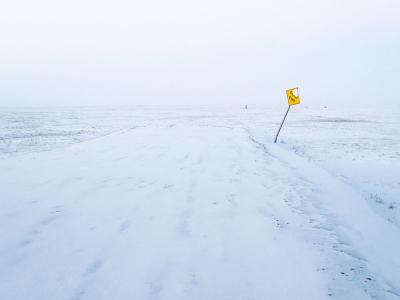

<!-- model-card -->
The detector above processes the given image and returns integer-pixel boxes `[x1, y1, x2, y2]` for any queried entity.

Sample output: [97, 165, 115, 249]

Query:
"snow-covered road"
[1, 111, 399, 299]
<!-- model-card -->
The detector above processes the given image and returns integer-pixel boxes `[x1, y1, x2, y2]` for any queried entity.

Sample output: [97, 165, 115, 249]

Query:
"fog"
[1, 0, 399, 108]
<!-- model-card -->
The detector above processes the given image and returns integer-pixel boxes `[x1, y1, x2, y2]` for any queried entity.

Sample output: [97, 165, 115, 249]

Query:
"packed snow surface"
[0, 106, 399, 300]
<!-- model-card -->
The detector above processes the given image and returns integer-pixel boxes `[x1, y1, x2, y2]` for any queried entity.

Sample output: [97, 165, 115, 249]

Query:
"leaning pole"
[274, 87, 301, 143]
[274, 105, 291, 143]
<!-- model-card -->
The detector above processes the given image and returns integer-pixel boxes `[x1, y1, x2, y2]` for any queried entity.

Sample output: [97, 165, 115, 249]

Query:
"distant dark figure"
[245, 105, 248, 110]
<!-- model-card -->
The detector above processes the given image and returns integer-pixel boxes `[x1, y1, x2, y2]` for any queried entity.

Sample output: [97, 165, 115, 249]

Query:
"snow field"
[1, 107, 399, 299]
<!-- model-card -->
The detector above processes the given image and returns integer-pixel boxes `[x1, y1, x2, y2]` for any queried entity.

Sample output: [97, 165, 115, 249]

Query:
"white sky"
[0, 0, 399, 107]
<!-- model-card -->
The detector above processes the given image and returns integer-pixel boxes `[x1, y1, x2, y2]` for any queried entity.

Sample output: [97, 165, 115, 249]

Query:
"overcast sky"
[0, 0, 399, 107]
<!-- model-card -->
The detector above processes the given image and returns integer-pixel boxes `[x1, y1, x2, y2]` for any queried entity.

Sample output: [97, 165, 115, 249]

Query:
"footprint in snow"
[85, 258, 104, 275]
[71, 259, 105, 300]
[119, 220, 131, 233]
[19, 215, 59, 247]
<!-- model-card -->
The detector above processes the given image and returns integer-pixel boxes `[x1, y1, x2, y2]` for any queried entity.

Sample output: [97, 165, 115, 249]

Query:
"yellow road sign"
[286, 87, 301, 106]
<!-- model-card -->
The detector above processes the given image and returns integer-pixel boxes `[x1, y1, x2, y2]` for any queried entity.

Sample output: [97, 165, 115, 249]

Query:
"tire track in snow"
[245, 127, 400, 300]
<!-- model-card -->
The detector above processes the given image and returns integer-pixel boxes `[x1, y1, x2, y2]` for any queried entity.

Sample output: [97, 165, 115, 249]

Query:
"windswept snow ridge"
[0, 107, 399, 300]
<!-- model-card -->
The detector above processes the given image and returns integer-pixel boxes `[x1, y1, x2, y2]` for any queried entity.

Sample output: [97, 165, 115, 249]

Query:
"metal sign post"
[274, 87, 301, 143]
[274, 105, 291, 143]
